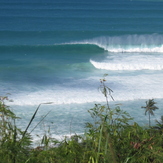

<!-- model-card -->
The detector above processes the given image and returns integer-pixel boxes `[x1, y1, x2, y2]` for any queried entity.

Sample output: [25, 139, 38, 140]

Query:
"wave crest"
[81, 34, 163, 53]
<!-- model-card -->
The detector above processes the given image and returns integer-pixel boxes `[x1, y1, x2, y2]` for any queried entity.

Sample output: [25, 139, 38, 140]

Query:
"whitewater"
[1, 0, 163, 141]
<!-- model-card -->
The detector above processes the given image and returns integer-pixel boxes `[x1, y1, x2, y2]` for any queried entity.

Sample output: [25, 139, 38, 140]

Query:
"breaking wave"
[72, 34, 163, 53]
[90, 53, 163, 70]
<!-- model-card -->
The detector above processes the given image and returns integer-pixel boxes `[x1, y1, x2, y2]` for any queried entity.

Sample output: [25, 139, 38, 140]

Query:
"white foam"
[6, 71, 163, 107]
[112, 74, 163, 101]
[104, 45, 163, 53]
[90, 53, 163, 70]
[9, 86, 104, 106]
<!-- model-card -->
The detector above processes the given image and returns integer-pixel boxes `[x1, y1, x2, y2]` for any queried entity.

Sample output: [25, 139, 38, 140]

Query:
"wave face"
[0, 44, 104, 54]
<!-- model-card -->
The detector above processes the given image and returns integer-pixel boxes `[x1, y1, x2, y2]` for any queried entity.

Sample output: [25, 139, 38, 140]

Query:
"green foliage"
[154, 116, 163, 131]
[99, 74, 114, 109]
[142, 99, 159, 127]
[0, 96, 32, 163]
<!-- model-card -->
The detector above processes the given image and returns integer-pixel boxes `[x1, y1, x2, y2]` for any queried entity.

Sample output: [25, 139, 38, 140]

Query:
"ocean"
[1, 0, 163, 141]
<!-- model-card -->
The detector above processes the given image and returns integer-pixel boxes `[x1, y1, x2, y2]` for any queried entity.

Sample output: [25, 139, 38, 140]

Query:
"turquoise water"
[1, 0, 163, 139]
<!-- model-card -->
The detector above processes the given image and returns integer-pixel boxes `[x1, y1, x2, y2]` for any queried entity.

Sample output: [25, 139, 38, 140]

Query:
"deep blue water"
[1, 0, 163, 140]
